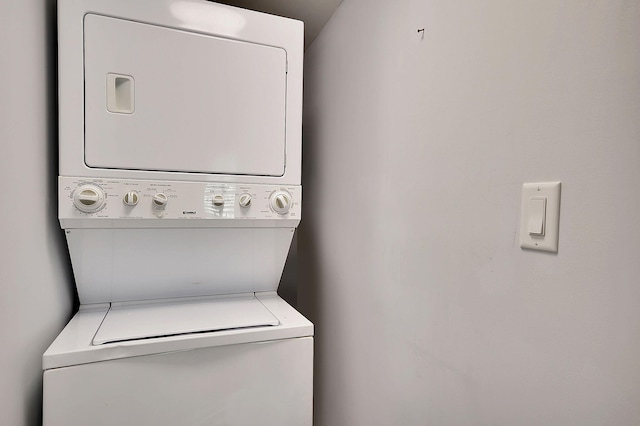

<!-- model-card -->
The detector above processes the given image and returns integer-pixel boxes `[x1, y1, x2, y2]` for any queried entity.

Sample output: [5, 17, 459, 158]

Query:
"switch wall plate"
[520, 182, 561, 253]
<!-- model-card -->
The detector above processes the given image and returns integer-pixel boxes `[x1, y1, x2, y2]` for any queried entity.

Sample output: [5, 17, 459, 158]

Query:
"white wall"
[0, 1, 75, 424]
[299, 0, 640, 425]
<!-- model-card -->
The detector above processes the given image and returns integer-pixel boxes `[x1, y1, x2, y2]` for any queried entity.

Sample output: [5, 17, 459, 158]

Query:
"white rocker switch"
[520, 182, 561, 253]
[528, 197, 546, 236]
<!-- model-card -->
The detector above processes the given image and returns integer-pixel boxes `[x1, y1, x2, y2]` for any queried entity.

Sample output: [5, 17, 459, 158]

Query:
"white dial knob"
[123, 191, 139, 206]
[152, 193, 168, 208]
[212, 194, 225, 207]
[269, 190, 292, 215]
[73, 184, 105, 213]
[238, 193, 252, 208]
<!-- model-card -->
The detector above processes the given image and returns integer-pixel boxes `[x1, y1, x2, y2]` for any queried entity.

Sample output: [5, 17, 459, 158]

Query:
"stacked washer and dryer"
[43, 0, 312, 424]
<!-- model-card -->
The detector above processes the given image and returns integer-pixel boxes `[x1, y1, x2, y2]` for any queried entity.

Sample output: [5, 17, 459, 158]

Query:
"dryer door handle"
[106, 73, 134, 114]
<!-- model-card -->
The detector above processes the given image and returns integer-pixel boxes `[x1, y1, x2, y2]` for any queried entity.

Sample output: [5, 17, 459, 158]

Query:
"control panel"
[59, 177, 301, 227]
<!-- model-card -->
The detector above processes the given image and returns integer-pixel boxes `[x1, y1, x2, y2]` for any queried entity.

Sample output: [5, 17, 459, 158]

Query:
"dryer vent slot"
[106, 73, 134, 114]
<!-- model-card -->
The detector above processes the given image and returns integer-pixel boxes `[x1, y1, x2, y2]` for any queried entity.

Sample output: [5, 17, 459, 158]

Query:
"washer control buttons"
[269, 190, 292, 215]
[73, 184, 105, 213]
[238, 193, 252, 208]
[152, 193, 168, 209]
[212, 194, 225, 207]
[123, 191, 139, 206]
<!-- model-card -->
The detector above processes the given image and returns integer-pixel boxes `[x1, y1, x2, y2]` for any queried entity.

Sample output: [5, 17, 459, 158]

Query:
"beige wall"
[300, 0, 640, 424]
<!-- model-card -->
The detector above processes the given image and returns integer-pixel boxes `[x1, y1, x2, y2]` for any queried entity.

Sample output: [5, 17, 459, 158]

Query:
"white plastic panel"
[93, 295, 279, 345]
[65, 227, 295, 304]
[83, 14, 287, 176]
[58, 176, 302, 228]
[44, 336, 313, 425]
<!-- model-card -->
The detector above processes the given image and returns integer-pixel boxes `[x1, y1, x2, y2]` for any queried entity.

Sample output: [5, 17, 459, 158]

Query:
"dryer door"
[83, 14, 287, 177]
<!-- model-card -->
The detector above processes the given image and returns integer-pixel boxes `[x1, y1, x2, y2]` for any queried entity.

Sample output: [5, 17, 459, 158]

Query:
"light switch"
[528, 197, 546, 236]
[520, 182, 561, 253]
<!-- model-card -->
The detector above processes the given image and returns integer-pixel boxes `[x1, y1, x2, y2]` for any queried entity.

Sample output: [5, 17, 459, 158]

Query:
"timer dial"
[269, 190, 292, 215]
[73, 184, 105, 213]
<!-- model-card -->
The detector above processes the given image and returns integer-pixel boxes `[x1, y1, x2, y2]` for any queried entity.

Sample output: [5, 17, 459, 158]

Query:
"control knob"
[238, 193, 252, 208]
[73, 184, 105, 213]
[212, 194, 225, 207]
[152, 193, 168, 209]
[123, 191, 139, 206]
[269, 190, 292, 215]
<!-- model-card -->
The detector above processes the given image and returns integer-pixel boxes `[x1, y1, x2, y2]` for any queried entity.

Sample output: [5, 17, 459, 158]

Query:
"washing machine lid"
[93, 294, 279, 345]
[43, 293, 313, 370]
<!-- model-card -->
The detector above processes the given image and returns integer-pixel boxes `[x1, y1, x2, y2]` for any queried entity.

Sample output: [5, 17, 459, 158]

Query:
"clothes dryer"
[43, 0, 311, 424]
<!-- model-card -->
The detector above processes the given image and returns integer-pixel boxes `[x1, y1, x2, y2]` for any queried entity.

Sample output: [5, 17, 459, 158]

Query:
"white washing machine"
[43, 0, 312, 424]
